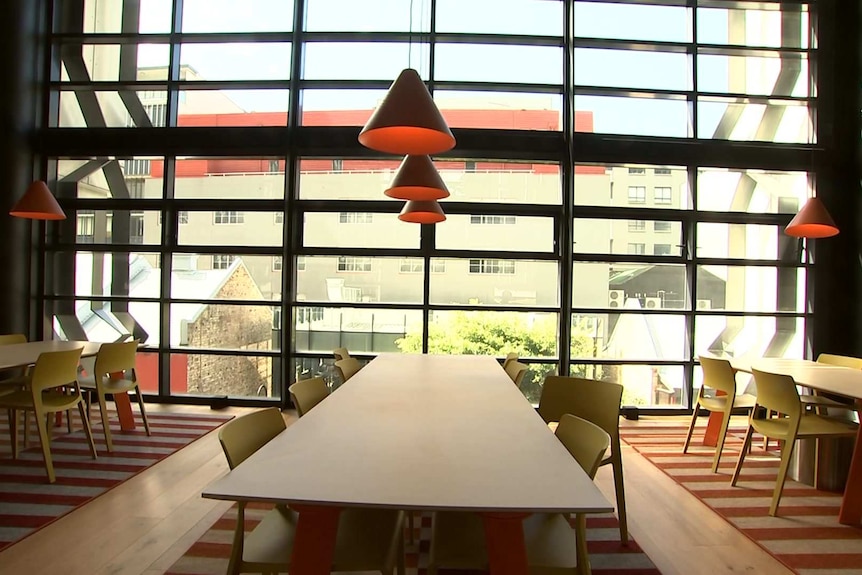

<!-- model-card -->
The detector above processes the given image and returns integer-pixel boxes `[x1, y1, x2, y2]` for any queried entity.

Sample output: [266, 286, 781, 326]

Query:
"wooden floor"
[0, 405, 794, 575]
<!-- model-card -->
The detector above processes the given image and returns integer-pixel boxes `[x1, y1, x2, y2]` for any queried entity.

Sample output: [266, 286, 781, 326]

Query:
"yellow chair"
[537, 375, 628, 544]
[217, 407, 405, 575]
[77, 339, 150, 452]
[501, 352, 519, 371]
[684, 356, 757, 472]
[333, 347, 351, 361]
[335, 357, 362, 383]
[288, 376, 330, 417]
[428, 414, 610, 575]
[504, 360, 529, 388]
[731, 368, 859, 516]
[804, 353, 862, 412]
[0, 347, 97, 483]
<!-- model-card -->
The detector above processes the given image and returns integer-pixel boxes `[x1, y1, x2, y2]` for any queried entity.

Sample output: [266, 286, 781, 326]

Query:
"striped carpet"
[0, 408, 233, 552]
[620, 421, 862, 575]
[167, 505, 662, 574]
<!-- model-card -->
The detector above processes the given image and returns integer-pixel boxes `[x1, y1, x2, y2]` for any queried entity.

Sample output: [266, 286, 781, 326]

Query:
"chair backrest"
[538, 375, 623, 440]
[335, 357, 362, 382]
[218, 407, 286, 469]
[504, 360, 528, 388]
[817, 353, 862, 370]
[289, 376, 329, 417]
[699, 355, 738, 396]
[0, 333, 26, 346]
[30, 347, 84, 395]
[501, 352, 519, 370]
[333, 347, 351, 361]
[94, 339, 140, 380]
[751, 369, 802, 420]
[555, 414, 611, 479]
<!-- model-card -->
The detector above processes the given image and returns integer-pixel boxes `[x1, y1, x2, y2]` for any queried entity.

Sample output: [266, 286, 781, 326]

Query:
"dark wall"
[0, 0, 46, 336]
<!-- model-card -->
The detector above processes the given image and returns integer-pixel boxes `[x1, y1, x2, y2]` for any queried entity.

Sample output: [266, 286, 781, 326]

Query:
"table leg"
[838, 400, 862, 525]
[290, 504, 342, 574]
[702, 411, 723, 447]
[113, 392, 137, 431]
[481, 512, 530, 575]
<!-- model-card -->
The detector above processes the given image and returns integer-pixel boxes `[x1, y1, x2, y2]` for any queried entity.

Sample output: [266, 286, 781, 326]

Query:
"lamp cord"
[408, 0, 414, 68]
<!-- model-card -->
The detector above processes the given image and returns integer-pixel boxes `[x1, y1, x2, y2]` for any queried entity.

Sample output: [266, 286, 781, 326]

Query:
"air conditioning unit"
[608, 290, 625, 308]
[696, 299, 712, 310]
[644, 297, 662, 309]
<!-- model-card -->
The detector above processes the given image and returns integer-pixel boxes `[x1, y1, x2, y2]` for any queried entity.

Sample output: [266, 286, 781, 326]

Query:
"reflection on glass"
[429, 260, 559, 307]
[296, 257, 424, 304]
[571, 363, 685, 408]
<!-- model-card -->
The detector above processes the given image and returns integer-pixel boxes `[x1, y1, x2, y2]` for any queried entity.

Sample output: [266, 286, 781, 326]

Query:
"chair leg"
[611, 437, 628, 545]
[682, 402, 699, 454]
[135, 386, 151, 436]
[9, 409, 19, 458]
[407, 510, 414, 544]
[770, 437, 796, 516]
[762, 410, 773, 451]
[731, 426, 754, 486]
[78, 401, 98, 459]
[97, 391, 113, 452]
[575, 512, 590, 575]
[711, 407, 733, 473]
[34, 409, 56, 483]
[227, 502, 246, 575]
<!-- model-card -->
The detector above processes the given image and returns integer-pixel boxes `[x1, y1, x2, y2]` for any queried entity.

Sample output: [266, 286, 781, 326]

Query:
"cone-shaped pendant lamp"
[385, 155, 450, 201]
[785, 196, 839, 238]
[398, 200, 446, 224]
[9, 180, 66, 220]
[359, 68, 455, 155]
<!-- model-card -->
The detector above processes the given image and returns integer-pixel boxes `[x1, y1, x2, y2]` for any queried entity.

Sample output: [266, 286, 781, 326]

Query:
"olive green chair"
[288, 376, 330, 417]
[504, 360, 529, 389]
[333, 347, 351, 361]
[335, 357, 362, 384]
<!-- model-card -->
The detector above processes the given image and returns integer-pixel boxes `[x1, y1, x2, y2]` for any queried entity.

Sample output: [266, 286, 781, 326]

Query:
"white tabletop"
[731, 357, 862, 401]
[203, 354, 613, 514]
[0, 340, 102, 371]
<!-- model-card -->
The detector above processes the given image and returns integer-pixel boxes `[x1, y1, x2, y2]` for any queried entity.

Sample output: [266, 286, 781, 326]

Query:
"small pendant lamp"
[359, 68, 455, 155]
[398, 200, 446, 224]
[385, 155, 450, 201]
[9, 180, 66, 220]
[785, 196, 839, 238]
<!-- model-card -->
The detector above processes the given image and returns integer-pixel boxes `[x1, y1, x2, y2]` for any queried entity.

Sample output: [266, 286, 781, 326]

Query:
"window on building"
[273, 256, 282, 271]
[400, 258, 423, 273]
[296, 306, 325, 323]
[130, 212, 144, 244]
[123, 158, 150, 176]
[654, 244, 673, 256]
[470, 215, 516, 225]
[654, 167, 671, 175]
[628, 167, 646, 175]
[654, 187, 672, 204]
[275, 212, 284, 224]
[469, 259, 516, 275]
[337, 256, 372, 272]
[332, 158, 343, 171]
[179, 211, 189, 224]
[214, 211, 244, 224]
[654, 221, 671, 232]
[430, 260, 447, 274]
[627, 186, 646, 204]
[628, 220, 646, 232]
[145, 103, 166, 127]
[213, 255, 236, 269]
[76, 211, 95, 243]
[627, 243, 646, 255]
[339, 212, 373, 224]
[296, 256, 306, 271]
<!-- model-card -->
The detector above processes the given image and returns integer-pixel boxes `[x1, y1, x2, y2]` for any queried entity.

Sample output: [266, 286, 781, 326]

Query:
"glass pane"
[303, 213, 419, 249]
[587, 314, 687, 360]
[697, 98, 813, 143]
[575, 48, 690, 91]
[575, 95, 690, 137]
[574, 218, 683, 256]
[173, 158, 286, 198]
[429, 259, 559, 307]
[65, 300, 160, 346]
[170, 353, 279, 399]
[296, 256, 424, 304]
[698, 53, 811, 98]
[696, 168, 808, 213]
[72, 252, 160, 298]
[303, 43, 417, 81]
[59, 44, 170, 81]
[437, 0, 563, 36]
[575, 2, 691, 43]
[170, 303, 279, 349]
[422, 310, 559, 357]
[294, 307, 422, 354]
[436, 44, 563, 84]
[697, 265, 804, 313]
[436, 216, 555, 252]
[696, 223, 798, 261]
[59, 91, 171, 128]
[177, 90, 290, 126]
[66, 0, 173, 33]
[434, 91, 563, 131]
[305, 0, 428, 32]
[519, 362, 557, 405]
[57, 157, 163, 198]
[73, 209, 159, 245]
[697, 7, 810, 49]
[180, 43, 292, 81]
[574, 164, 690, 209]
[694, 316, 805, 360]
[171, 255, 283, 302]
[570, 363, 685, 408]
[176, 213, 283, 246]
[301, 90, 388, 126]
[181, 0, 295, 32]
[573, 262, 688, 309]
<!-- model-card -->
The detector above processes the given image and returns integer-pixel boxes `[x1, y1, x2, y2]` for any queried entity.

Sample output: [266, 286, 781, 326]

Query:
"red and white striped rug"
[0, 409, 232, 552]
[621, 421, 862, 574]
[166, 505, 662, 574]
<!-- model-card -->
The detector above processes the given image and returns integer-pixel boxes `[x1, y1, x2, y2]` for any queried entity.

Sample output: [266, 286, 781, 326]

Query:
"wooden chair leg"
[575, 512, 590, 575]
[711, 407, 733, 473]
[407, 510, 414, 544]
[227, 502, 246, 575]
[611, 438, 628, 545]
[731, 426, 754, 486]
[682, 402, 699, 453]
[9, 409, 19, 458]
[77, 401, 98, 459]
[34, 409, 56, 483]
[97, 391, 114, 452]
[135, 387, 151, 436]
[770, 438, 796, 516]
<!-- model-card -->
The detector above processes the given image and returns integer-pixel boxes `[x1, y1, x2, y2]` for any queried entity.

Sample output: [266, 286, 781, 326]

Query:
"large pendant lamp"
[785, 196, 839, 238]
[9, 180, 66, 220]
[399, 200, 446, 224]
[385, 155, 450, 201]
[359, 68, 455, 155]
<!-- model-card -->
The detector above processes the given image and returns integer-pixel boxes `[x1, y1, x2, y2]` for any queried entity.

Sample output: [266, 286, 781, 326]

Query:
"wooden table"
[0, 340, 137, 431]
[728, 357, 862, 526]
[203, 354, 613, 575]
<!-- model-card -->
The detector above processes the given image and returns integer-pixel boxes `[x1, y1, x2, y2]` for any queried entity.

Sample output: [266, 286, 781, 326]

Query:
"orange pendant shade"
[385, 155, 450, 201]
[785, 196, 839, 238]
[9, 180, 66, 220]
[358, 68, 455, 155]
[398, 200, 446, 224]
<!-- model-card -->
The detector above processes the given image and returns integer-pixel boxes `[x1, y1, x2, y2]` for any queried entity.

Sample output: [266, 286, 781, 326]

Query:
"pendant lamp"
[359, 68, 455, 155]
[9, 180, 66, 220]
[385, 155, 450, 201]
[398, 200, 446, 224]
[785, 196, 839, 238]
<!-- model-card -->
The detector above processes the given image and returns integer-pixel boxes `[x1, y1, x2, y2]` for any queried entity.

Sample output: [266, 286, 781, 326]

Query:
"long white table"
[203, 354, 612, 575]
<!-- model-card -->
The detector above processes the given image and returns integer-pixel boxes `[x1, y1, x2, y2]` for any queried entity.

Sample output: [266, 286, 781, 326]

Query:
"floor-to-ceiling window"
[41, 0, 817, 412]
